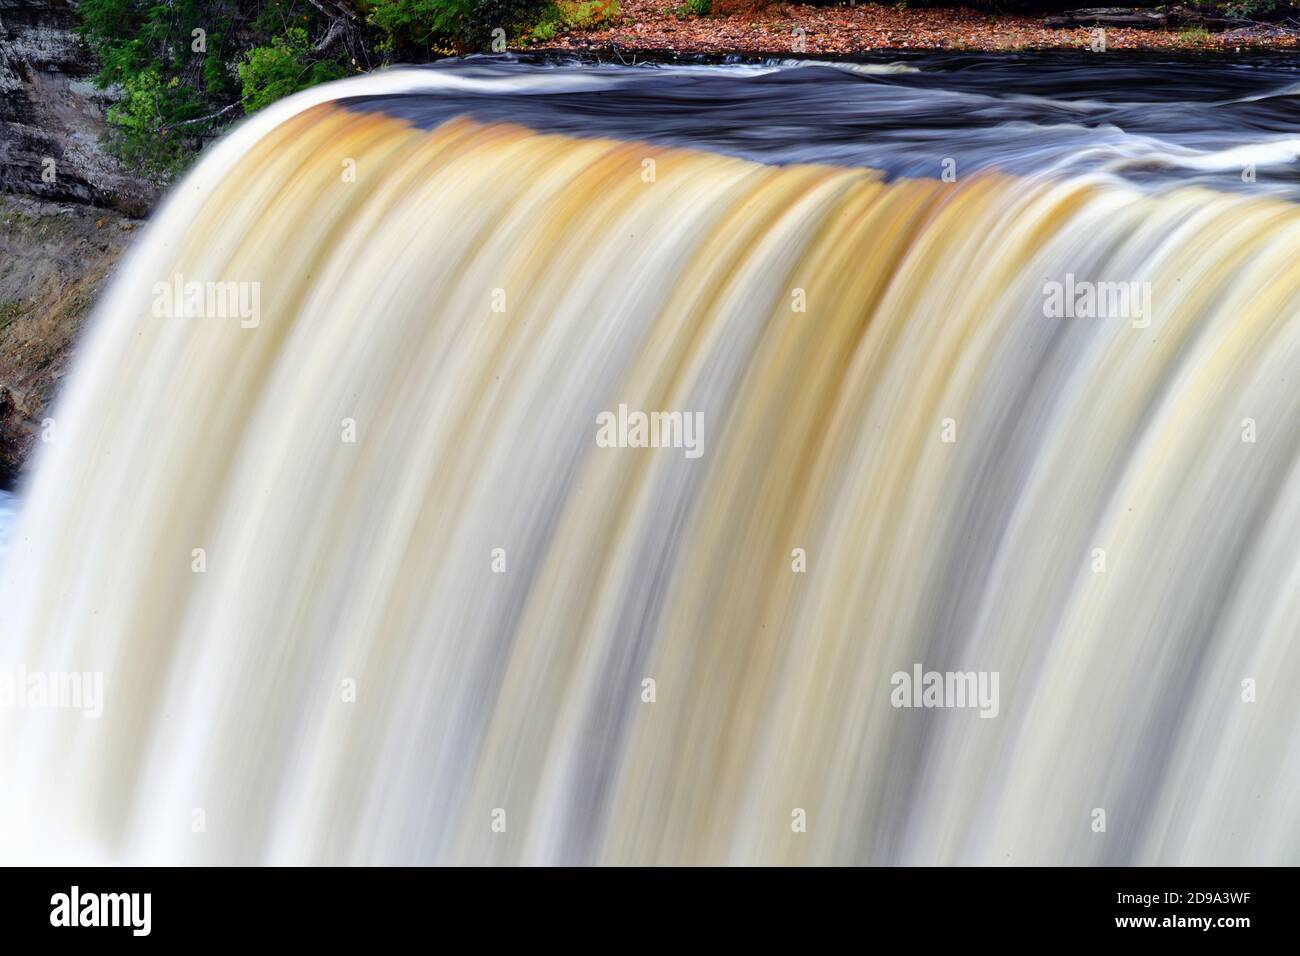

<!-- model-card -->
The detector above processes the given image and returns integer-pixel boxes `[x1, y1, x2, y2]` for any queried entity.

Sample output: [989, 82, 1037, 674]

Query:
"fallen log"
[1043, 5, 1261, 29]
[1044, 7, 1169, 28]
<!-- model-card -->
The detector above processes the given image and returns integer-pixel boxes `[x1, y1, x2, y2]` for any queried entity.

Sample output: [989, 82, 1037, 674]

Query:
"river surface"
[347, 52, 1300, 198]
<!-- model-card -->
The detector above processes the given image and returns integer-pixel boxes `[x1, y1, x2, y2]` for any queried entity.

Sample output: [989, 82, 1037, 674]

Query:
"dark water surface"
[345, 52, 1300, 196]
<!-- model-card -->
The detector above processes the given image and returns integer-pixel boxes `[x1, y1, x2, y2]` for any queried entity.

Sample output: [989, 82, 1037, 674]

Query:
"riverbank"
[0, 196, 139, 486]
[553, 1, 1300, 53]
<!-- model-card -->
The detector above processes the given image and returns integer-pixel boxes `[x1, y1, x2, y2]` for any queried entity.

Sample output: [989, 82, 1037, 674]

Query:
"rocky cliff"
[0, 0, 154, 211]
[0, 0, 154, 486]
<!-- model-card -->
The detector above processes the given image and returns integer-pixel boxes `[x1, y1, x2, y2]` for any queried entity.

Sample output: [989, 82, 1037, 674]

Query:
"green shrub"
[467, 0, 553, 45]
[369, 0, 549, 51]
[238, 28, 349, 114]
[530, 0, 619, 38]
[563, 0, 621, 27]
[80, 2, 349, 175]
[368, 0, 472, 51]
[1220, 0, 1285, 17]
[76, 0, 568, 175]
[105, 67, 204, 174]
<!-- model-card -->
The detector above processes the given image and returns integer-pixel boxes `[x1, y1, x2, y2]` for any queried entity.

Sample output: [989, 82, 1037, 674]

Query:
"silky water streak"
[1, 61, 1299, 865]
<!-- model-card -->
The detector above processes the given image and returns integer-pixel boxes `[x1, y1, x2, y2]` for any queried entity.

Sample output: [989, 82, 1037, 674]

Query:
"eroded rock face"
[0, 195, 139, 486]
[0, 0, 156, 214]
[0, 2, 154, 484]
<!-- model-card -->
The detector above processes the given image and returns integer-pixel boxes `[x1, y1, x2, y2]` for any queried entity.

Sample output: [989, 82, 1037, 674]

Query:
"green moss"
[0, 301, 23, 334]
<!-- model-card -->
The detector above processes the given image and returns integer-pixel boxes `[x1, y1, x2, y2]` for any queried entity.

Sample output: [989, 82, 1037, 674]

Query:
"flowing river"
[1, 54, 1298, 864]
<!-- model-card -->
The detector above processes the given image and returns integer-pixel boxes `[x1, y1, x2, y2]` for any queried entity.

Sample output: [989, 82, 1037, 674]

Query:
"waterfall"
[2, 59, 1298, 864]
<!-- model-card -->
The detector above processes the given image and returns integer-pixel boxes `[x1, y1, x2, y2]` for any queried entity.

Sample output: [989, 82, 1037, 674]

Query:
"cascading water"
[1, 55, 1298, 865]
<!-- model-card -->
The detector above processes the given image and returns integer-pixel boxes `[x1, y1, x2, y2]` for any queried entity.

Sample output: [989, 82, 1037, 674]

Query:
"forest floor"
[553, 1, 1300, 54]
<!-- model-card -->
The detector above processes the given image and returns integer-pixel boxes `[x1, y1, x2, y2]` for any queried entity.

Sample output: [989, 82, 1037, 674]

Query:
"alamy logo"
[596, 403, 703, 459]
[0, 667, 102, 718]
[890, 664, 999, 718]
[1043, 273, 1151, 328]
[50, 886, 151, 936]
[151, 273, 261, 328]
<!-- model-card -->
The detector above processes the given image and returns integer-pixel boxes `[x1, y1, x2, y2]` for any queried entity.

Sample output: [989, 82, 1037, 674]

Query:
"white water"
[0, 490, 15, 560]
[1, 63, 1299, 865]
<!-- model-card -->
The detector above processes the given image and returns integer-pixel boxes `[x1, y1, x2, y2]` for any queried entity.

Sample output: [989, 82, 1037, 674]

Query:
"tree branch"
[316, 18, 352, 53]
[159, 101, 242, 133]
